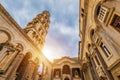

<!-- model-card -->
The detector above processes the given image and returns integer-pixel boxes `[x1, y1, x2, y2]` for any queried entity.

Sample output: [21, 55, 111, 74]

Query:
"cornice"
[0, 4, 41, 51]
[108, 58, 120, 70]
[53, 57, 79, 65]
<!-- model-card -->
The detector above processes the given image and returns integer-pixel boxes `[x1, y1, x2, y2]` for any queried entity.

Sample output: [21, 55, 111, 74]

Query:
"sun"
[42, 47, 54, 62]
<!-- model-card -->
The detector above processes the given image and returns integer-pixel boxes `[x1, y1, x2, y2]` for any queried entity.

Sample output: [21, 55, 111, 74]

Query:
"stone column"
[34, 73, 40, 80]
[80, 69, 84, 80]
[95, 48, 114, 80]
[42, 64, 45, 80]
[0, 46, 8, 62]
[90, 58, 99, 80]
[71, 68, 73, 80]
[0, 48, 17, 74]
[89, 57, 100, 80]
[32, 64, 39, 80]
[21, 60, 36, 80]
[86, 54, 96, 80]
[61, 67, 63, 80]
[5, 52, 24, 80]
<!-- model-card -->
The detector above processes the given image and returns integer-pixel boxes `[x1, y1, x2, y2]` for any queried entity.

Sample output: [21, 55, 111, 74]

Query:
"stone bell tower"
[24, 11, 50, 49]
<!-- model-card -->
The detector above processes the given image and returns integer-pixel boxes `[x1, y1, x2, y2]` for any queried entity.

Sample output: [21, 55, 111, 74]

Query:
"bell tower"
[24, 11, 50, 49]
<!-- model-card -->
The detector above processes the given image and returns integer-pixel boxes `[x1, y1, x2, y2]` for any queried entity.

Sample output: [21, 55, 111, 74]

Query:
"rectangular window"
[100, 42, 111, 57]
[111, 14, 120, 31]
[98, 6, 108, 22]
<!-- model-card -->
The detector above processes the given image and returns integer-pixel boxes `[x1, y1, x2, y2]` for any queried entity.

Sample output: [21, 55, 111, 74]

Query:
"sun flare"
[42, 47, 54, 62]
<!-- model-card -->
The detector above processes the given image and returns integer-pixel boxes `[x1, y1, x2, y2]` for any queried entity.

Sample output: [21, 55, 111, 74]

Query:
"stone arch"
[62, 65, 70, 74]
[0, 27, 15, 41]
[90, 29, 96, 42]
[12, 39, 26, 51]
[0, 30, 11, 43]
[93, 1, 103, 25]
[87, 25, 95, 41]
[64, 77, 69, 80]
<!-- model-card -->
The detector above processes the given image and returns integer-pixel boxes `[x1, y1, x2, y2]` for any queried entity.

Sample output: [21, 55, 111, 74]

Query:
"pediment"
[54, 57, 78, 65]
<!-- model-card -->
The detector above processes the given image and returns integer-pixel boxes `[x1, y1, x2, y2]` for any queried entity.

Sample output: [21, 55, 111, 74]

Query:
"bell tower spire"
[24, 11, 50, 49]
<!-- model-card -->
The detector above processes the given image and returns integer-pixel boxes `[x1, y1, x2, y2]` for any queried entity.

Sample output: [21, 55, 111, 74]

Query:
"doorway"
[64, 77, 69, 80]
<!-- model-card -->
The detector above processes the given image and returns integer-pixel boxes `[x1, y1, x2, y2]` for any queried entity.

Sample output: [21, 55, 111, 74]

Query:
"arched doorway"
[64, 77, 69, 80]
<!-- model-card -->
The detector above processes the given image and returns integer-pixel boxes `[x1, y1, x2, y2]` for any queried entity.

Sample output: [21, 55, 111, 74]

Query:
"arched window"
[88, 44, 91, 52]
[62, 65, 70, 74]
[96, 5, 101, 16]
[90, 29, 95, 42]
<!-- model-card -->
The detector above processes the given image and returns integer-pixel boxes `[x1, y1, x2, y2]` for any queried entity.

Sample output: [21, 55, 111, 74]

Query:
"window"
[72, 68, 80, 78]
[100, 42, 111, 57]
[54, 69, 61, 78]
[111, 14, 120, 31]
[98, 6, 108, 22]
[81, 8, 84, 17]
[62, 65, 70, 74]
[96, 6, 101, 16]
[90, 29, 94, 41]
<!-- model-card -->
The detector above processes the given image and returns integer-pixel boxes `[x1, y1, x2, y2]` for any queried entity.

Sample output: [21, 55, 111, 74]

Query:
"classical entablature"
[54, 57, 79, 65]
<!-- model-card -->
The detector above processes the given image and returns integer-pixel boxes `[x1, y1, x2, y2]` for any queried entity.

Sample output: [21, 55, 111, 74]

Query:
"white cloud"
[1, 0, 79, 62]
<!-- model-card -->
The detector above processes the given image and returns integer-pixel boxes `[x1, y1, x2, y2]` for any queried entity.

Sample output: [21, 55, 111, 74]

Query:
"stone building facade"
[0, 4, 52, 80]
[79, 0, 120, 80]
[52, 57, 81, 80]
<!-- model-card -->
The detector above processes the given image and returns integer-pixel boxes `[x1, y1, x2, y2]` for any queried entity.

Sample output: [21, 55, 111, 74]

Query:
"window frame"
[109, 12, 120, 32]
[100, 42, 112, 58]
[97, 6, 108, 22]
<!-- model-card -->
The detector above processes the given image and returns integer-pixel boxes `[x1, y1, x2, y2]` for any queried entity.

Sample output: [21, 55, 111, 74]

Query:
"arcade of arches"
[0, 4, 81, 80]
[1, 0, 120, 80]
[0, 4, 51, 80]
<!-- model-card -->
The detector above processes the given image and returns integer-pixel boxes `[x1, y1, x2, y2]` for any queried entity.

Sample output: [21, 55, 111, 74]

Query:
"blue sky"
[0, 0, 79, 62]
